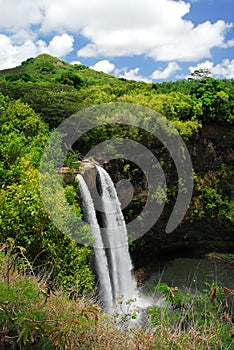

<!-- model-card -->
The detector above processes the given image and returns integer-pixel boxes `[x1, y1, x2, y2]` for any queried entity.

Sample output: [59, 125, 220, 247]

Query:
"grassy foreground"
[0, 244, 234, 349]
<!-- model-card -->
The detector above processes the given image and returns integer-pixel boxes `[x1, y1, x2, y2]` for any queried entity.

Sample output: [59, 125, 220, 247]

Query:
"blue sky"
[0, 0, 233, 82]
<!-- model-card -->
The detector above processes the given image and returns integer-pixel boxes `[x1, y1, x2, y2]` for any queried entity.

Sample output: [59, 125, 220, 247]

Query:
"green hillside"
[0, 53, 122, 85]
[0, 54, 147, 128]
[0, 53, 233, 129]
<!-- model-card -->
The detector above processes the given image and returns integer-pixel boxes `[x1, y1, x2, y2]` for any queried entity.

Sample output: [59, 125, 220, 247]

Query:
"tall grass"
[0, 241, 233, 349]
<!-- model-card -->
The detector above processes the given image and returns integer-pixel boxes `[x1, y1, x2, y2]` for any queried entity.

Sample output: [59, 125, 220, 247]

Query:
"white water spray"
[96, 166, 137, 303]
[77, 174, 113, 310]
[77, 167, 137, 311]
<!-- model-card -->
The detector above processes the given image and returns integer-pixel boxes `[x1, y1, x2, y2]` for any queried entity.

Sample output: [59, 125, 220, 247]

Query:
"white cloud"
[227, 39, 234, 47]
[189, 59, 234, 79]
[10, 29, 38, 44]
[74, 2, 232, 62]
[117, 67, 151, 82]
[0, 0, 46, 31]
[0, 33, 74, 70]
[151, 62, 180, 80]
[0, 34, 36, 69]
[91, 60, 115, 73]
[188, 60, 214, 74]
[0, 0, 232, 64]
[212, 59, 234, 78]
[70, 60, 82, 65]
[44, 34, 74, 57]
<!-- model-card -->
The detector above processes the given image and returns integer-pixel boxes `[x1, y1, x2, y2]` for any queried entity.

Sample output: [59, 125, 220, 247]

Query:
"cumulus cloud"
[117, 67, 151, 82]
[0, 0, 232, 64]
[0, 33, 74, 70]
[91, 60, 115, 73]
[73, 2, 232, 62]
[43, 34, 74, 57]
[212, 59, 234, 78]
[189, 60, 213, 73]
[227, 39, 234, 47]
[0, 34, 36, 69]
[0, 0, 46, 31]
[151, 62, 180, 80]
[70, 60, 82, 65]
[189, 59, 234, 79]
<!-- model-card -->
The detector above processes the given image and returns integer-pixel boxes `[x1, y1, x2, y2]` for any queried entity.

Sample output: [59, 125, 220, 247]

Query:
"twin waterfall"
[77, 166, 137, 312]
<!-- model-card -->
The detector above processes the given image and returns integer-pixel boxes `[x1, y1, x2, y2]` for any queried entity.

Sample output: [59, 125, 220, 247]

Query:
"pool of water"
[139, 257, 234, 298]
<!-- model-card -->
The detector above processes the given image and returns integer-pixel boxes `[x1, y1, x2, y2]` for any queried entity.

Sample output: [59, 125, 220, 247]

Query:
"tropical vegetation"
[0, 54, 233, 348]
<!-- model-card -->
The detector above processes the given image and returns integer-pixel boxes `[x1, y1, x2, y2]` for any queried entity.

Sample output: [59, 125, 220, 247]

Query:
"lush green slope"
[0, 54, 147, 128]
[0, 93, 94, 292]
[0, 54, 233, 130]
[0, 53, 123, 85]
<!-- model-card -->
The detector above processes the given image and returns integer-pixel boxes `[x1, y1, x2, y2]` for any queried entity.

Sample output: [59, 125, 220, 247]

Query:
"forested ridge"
[0, 53, 233, 349]
[0, 53, 233, 129]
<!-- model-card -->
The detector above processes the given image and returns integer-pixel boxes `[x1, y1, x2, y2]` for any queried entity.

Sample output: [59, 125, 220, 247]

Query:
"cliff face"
[73, 124, 233, 267]
[102, 124, 234, 266]
[178, 124, 234, 253]
[191, 124, 234, 173]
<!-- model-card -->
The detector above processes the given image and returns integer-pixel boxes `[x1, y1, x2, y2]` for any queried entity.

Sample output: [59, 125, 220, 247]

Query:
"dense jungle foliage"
[0, 92, 94, 293]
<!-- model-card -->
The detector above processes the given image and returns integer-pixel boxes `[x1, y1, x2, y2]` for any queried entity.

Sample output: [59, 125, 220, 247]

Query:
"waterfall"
[77, 166, 137, 312]
[96, 166, 136, 302]
[77, 174, 113, 310]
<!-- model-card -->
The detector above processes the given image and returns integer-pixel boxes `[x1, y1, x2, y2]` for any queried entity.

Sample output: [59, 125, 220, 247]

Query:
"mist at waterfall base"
[77, 166, 155, 319]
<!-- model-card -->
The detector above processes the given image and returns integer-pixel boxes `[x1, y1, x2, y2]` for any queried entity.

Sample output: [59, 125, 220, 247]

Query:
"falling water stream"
[96, 166, 137, 303]
[77, 174, 113, 310]
[77, 166, 138, 313]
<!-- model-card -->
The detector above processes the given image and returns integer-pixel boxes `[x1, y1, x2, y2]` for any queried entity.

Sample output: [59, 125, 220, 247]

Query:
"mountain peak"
[22, 53, 69, 67]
